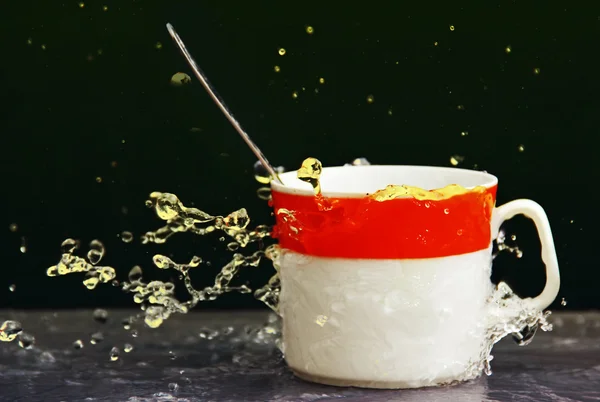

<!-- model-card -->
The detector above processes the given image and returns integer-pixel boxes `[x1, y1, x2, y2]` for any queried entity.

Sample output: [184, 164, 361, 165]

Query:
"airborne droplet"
[87, 240, 105, 265]
[121, 231, 134, 243]
[170, 72, 191, 86]
[128, 266, 143, 282]
[450, 155, 465, 166]
[93, 308, 109, 324]
[18, 332, 35, 349]
[90, 332, 104, 345]
[110, 346, 120, 361]
[61, 238, 79, 254]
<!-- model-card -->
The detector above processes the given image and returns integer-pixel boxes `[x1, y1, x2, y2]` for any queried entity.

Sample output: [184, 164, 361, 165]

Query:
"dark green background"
[1, 1, 597, 310]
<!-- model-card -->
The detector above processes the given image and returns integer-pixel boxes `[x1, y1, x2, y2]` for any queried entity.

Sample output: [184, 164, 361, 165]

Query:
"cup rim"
[270, 164, 498, 198]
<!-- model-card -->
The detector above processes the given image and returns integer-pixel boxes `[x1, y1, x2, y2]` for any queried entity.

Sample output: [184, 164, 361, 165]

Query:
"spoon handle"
[166, 23, 283, 184]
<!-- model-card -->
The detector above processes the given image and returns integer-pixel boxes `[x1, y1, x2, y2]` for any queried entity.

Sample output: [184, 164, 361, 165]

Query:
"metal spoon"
[166, 23, 284, 185]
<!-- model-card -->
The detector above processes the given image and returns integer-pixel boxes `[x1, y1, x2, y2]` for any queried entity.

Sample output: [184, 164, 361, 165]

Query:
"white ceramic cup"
[270, 165, 560, 389]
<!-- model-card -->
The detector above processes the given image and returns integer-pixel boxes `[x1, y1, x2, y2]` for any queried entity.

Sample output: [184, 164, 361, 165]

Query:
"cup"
[270, 165, 560, 389]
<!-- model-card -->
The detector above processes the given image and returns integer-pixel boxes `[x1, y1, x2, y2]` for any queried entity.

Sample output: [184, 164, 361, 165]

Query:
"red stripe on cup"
[271, 185, 497, 259]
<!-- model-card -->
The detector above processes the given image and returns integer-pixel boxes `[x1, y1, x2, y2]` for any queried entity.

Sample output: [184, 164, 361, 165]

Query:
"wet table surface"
[1, 310, 599, 402]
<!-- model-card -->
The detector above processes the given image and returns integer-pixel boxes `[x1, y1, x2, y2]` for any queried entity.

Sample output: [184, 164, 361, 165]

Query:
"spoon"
[166, 23, 284, 185]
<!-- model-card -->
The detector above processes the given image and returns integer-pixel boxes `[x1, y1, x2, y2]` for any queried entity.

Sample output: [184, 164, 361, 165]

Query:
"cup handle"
[491, 199, 561, 311]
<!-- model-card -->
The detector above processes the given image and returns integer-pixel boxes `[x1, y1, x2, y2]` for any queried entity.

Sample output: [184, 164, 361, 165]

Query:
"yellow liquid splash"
[370, 184, 486, 201]
[47, 191, 279, 328]
[43, 156, 550, 381]
[297, 157, 323, 195]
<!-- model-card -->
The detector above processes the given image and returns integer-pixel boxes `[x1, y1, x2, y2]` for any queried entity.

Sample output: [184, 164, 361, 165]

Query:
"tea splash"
[40, 157, 551, 381]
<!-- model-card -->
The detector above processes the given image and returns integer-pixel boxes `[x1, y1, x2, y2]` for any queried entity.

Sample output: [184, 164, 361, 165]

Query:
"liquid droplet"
[256, 187, 272, 201]
[366, 94, 375, 104]
[533, 67, 541, 75]
[155, 42, 163, 50]
[253, 161, 284, 185]
[512, 324, 538, 346]
[128, 266, 143, 282]
[457, 105, 465, 111]
[39, 351, 55, 363]
[169, 350, 177, 360]
[121, 317, 133, 330]
[168, 382, 179, 392]
[198, 328, 219, 340]
[315, 315, 328, 327]
[273, 65, 281, 73]
[253, 160, 271, 184]
[518, 144, 525, 152]
[297, 157, 323, 195]
[457, 229, 463, 236]
[121, 231, 133, 243]
[292, 91, 298, 99]
[93, 308, 108, 324]
[561, 298, 567, 306]
[8, 284, 16, 292]
[278, 48, 286, 56]
[505, 45, 512, 54]
[61, 238, 79, 254]
[87, 240, 105, 265]
[18, 332, 35, 349]
[0, 320, 23, 342]
[145, 308, 164, 328]
[73, 339, 84, 349]
[9, 223, 17, 232]
[109, 346, 120, 361]
[78, 2, 85, 8]
[305, 25, 314, 34]
[344, 157, 371, 167]
[95, 176, 102, 183]
[124, 343, 134, 353]
[449, 25, 455, 31]
[461, 131, 469, 136]
[90, 332, 104, 345]
[20, 237, 27, 253]
[170, 72, 191, 86]
[318, 77, 325, 84]
[444, 208, 450, 214]
[450, 155, 465, 166]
